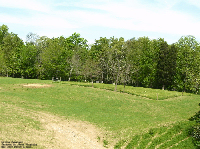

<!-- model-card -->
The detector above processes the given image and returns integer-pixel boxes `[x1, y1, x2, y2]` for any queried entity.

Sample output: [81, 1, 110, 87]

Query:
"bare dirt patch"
[1, 103, 107, 149]
[23, 84, 52, 88]
[34, 111, 106, 149]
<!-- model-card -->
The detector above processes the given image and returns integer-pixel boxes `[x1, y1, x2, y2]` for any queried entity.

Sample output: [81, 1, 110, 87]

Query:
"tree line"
[0, 24, 200, 93]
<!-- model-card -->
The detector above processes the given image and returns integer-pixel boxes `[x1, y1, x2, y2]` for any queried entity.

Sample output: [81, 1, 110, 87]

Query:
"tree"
[136, 37, 158, 88]
[0, 24, 9, 45]
[81, 58, 101, 86]
[109, 37, 125, 91]
[0, 46, 6, 76]
[0, 24, 9, 76]
[155, 39, 177, 90]
[2, 32, 24, 77]
[19, 43, 38, 78]
[176, 35, 200, 93]
[67, 32, 88, 50]
[38, 37, 72, 80]
[0, 24, 199, 94]
[70, 52, 83, 80]
[167, 44, 178, 89]
[90, 37, 111, 83]
[189, 104, 200, 146]
[68, 33, 88, 81]
[124, 38, 142, 87]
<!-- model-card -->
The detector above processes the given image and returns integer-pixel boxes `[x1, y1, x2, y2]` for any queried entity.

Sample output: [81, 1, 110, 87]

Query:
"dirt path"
[1, 103, 108, 149]
[36, 112, 106, 149]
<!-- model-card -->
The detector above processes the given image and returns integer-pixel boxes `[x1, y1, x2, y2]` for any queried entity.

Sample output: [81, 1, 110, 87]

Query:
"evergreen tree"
[155, 39, 177, 90]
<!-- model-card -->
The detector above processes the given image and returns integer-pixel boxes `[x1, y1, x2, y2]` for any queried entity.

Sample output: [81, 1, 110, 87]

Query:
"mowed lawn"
[0, 77, 200, 147]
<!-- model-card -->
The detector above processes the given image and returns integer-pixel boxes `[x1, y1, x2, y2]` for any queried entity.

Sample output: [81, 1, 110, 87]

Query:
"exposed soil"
[36, 112, 106, 149]
[1, 103, 107, 149]
[23, 84, 52, 88]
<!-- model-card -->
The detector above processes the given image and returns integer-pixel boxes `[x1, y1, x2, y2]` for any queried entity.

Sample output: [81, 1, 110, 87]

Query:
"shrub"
[188, 103, 200, 147]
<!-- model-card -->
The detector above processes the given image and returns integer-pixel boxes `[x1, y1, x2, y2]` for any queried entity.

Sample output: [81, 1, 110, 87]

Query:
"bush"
[189, 103, 200, 147]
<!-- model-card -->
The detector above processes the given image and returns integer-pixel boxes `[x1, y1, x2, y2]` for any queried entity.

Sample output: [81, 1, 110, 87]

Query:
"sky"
[0, 0, 200, 44]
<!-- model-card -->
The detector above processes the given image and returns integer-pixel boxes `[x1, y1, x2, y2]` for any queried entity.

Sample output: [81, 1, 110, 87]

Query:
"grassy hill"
[0, 77, 200, 148]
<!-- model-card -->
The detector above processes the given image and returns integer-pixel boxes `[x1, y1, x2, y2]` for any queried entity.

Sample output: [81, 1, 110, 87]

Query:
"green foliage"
[0, 24, 9, 44]
[0, 24, 200, 94]
[2, 32, 24, 77]
[155, 39, 178, 90]
[176, 35, 200, 93]
[0, 48, 6, 76]
[189, 104, 200, 147]
[137, 37, 158, 88]
[38, 37, 72, 79]
[19, 44, 38, 78]
[81, 58, 101, 83]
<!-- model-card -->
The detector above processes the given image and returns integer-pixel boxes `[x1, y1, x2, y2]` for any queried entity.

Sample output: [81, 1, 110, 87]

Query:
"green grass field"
[67, 81, 190, 100]
[0, 77, 200, 148]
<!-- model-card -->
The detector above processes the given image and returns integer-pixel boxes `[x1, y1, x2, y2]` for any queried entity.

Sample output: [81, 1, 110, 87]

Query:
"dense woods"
[0, 24, 200, 93]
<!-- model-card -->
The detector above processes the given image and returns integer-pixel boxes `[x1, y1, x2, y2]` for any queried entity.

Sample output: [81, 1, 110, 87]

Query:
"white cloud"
[188, 0, 200, 8]
[0, 0, 200, 42]
[57, 0, 200, 37]
[0, 13, 76, 29]
[0, 0, 51, 13]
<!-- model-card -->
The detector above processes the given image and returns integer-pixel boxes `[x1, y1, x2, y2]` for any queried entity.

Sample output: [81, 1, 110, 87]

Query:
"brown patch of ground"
[1, 103, 107, 149]
[23, 84, 52, 88]
[35, 112, 106, 149]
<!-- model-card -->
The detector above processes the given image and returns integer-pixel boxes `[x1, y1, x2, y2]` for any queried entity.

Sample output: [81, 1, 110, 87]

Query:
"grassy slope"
[123, 121, 196, 149]
[0, 77, 200, 148]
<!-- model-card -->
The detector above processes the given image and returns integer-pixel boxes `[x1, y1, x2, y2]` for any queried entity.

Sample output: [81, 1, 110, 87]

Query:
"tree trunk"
[123, 83, 126, 92]
[12, 68, 14, 78]
[107, 73, 108, 84]
[115, 74, 119, 92]
[102, 72, 103, 83]
[115, 82, 117, 91]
